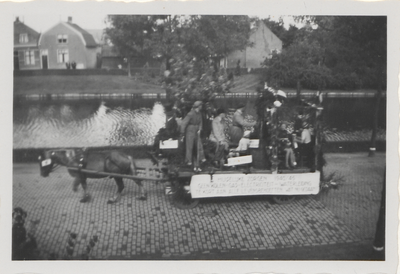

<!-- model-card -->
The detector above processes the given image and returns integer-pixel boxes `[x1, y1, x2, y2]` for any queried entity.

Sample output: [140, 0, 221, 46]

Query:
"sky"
[15, 13, 109, 33]
[15, 13, 297, 33]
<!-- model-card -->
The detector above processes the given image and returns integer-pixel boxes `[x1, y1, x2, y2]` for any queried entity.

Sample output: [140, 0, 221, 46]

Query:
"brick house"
[221, 21, 283, 69]
[14, 17, 41, 70]
[38, 17, 100, 69]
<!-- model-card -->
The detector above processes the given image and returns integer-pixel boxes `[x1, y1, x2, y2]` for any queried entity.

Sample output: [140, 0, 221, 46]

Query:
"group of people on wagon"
[278, 119, 314, 170]
[152, 99, 316, 172]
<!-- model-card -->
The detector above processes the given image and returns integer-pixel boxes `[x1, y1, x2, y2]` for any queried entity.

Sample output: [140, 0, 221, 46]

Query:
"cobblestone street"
[11, 153, 386, 260]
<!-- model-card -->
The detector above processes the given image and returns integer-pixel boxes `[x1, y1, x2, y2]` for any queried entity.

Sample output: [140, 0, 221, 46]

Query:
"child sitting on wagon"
[228, 130, 251, 158]
[279, 123, 297, 169]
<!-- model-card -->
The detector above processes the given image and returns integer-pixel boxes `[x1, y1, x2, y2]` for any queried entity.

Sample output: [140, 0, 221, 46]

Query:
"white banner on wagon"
[190, 171, 320, 198]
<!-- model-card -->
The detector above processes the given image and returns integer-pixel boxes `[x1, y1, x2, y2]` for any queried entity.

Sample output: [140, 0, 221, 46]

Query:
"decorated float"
[154, 84, 325, 209]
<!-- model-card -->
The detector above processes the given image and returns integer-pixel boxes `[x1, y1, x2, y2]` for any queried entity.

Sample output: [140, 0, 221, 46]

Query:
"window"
[57, 49, 69, 63]
[57, 34, 68, 44]
[19, 33, 28, 44]
[24, 50, 35, 65]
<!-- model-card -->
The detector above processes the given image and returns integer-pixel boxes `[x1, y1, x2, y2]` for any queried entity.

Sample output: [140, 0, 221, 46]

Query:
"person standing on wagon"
[297, 122, 314, 168]
[229, 104, 256, 145]
[180, 101, 206, 171]
[209, 108, 229, 167]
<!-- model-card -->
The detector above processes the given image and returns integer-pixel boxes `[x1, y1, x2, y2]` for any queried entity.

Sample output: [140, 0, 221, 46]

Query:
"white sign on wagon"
[190, 171, 320, 198]
[159, 139, 178, 149]
[225, 155, 252, 166]
[249, 139, 259, 148]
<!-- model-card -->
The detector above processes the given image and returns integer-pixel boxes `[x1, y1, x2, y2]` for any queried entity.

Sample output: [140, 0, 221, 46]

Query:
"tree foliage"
[106, 15, 253, 65]
[190, 16, 254, 60]
[162, 50, 233, 116]
[263, 38, 331, 91]
[105, 15, 253, 110]
[320, 16, 387, 90]
[105, 15, 155, 58]
[263, 16, 387, 91]
[262, 17, 302, 49]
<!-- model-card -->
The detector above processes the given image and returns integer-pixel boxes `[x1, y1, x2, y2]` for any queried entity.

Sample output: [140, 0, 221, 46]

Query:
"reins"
[51, 163, 61, 172]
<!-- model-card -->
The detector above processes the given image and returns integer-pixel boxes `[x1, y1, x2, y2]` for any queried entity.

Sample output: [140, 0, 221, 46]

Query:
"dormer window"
[57, 34, 68, 44]
[19, 33, 28, 43]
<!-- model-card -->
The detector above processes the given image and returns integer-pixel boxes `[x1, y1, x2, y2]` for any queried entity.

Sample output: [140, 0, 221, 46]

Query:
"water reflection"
[13, 97, 246, 149]
[13, 97, 386, 149]
[14, 100, 166, 148]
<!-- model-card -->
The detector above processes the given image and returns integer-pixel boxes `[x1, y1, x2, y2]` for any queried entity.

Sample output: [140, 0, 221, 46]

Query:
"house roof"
[39, 18, 98, 48]
[251, 21, 282, 43]
[14, 18, 40, 46]
[66, 22, 98, 47]
[85, 29, 105, 44]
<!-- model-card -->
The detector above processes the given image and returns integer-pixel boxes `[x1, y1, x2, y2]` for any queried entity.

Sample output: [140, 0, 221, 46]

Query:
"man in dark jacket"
[152, 103, 179, 156]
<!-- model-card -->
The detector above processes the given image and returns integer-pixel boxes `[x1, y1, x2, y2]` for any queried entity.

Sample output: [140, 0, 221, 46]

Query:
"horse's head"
[38, 150, 55, 177]
[38, 149, 78, 177]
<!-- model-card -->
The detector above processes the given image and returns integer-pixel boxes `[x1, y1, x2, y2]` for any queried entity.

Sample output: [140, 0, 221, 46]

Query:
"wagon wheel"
[170, 180, 200, 209]
[272, 195, 296, 204]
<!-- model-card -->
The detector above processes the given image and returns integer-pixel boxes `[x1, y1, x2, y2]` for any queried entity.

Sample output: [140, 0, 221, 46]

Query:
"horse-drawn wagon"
[38, 88, 324, 209]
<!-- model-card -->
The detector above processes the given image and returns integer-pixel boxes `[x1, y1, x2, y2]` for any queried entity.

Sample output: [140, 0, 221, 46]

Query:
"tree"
[105, 15, 155, 77]
[194, 16, 253, 60]
[311, 16, 386, 91]
[264, 16, 387, 156]
[263, 17, 301, 48]
[310, 16, 386, 156]
[145, 15, 186, 70]
[265, 16, 386, 91]
[105, 15, 254, 82]
[162, 49, 233, 114]
[154, 15, 254, 108]
[263, 38, 332, 99]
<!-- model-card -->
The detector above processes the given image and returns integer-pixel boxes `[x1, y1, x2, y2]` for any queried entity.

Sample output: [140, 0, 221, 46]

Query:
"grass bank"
[14, 73, 381, 96]
[14, 75, 164, 95]
[13, 74, 261, 95]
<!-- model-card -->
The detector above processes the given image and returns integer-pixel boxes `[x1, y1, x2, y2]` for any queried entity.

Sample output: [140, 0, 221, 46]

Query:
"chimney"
[15, 16, 19, 22]
[68, 16, 72, 23]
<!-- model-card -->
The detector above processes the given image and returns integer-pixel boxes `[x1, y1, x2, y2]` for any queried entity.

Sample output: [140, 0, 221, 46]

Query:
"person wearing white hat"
[180, 101, 206, 171]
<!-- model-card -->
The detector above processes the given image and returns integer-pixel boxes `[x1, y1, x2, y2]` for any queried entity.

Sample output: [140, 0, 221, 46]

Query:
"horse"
[38, 148, 146, 204]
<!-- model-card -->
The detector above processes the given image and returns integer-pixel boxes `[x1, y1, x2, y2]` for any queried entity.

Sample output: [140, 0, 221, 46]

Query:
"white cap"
[277, 90, 287, 98]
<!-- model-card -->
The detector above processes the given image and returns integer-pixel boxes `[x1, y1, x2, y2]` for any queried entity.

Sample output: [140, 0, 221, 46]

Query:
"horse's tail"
[127, 156, 137, 176]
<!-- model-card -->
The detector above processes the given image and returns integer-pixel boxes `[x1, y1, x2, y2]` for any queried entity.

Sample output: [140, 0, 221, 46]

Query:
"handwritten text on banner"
[190, 172, 320, 198]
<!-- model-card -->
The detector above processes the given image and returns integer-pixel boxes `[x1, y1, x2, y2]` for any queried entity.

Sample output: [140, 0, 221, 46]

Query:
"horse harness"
[75, 148, 130, 174]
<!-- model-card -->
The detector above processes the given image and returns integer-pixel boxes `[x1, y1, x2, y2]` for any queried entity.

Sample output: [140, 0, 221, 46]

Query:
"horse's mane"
[48, 148, 86, 165]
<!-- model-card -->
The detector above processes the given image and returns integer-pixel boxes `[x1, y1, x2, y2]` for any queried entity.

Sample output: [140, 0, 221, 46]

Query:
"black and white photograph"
[1, 1, 399, 274]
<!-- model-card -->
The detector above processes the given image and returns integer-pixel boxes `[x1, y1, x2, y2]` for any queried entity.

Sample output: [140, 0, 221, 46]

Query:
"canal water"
[13, 97, 386, 149]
